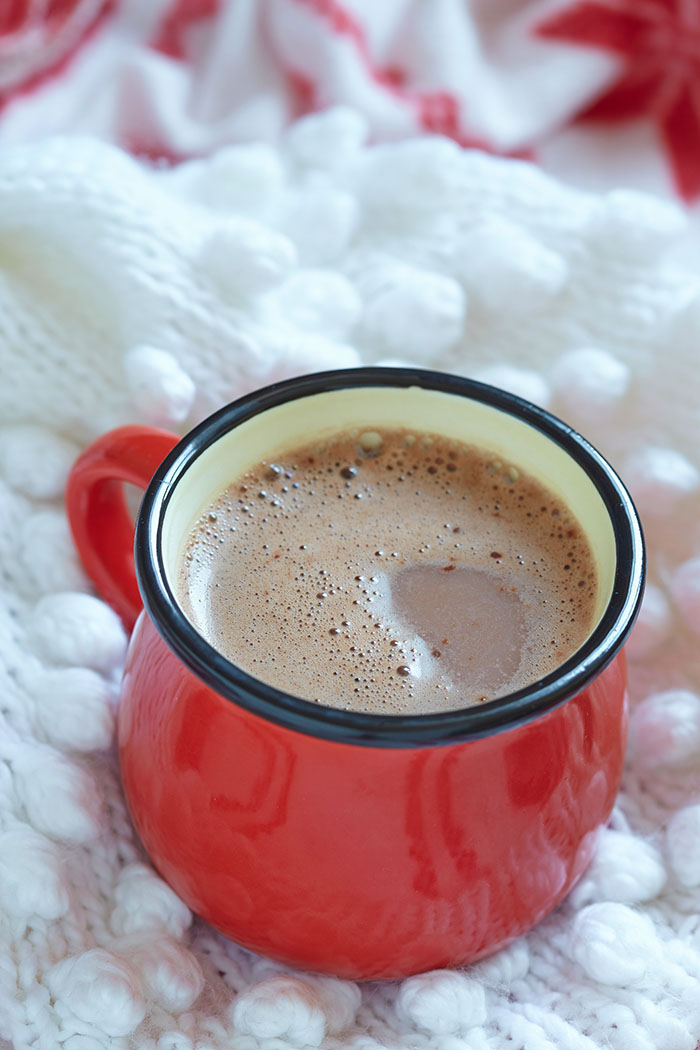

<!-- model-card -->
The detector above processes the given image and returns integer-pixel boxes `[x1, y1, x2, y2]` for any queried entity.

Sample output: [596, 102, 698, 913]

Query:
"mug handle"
[66, 426, 180, 631]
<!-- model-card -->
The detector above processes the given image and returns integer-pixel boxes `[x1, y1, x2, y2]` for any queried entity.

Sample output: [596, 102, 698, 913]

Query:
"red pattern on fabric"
[660, 82, 700, 201]
[120, 136, 184, 166]
[0, 0, 104, 36]
[0, 0, 114, 114]
[288, 0, 535, 159]
[290, 0, 497, 151]
[0, 0, 106, 36]
[418, 92, 461, 138]
[286, 70, 318, 119]
[46, 0, 90, 18]
[536, 0, 700, 201]
[0, 0, 31, 35]
[296, 0, 365, 49]
[152, 0, 221, 60]
[144, 0, 534, 163]
[382, 66, 407, 89]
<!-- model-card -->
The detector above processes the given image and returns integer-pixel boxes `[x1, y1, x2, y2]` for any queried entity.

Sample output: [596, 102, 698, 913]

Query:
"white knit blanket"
[2, 111, 700, 1050]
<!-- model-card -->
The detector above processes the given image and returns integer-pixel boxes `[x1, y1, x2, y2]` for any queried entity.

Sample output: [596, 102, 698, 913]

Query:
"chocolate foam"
[177, 429, 597, 714]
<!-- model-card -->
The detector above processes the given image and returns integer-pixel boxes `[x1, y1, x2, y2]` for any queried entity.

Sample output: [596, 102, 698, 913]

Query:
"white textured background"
[1, 111, 700, 1048]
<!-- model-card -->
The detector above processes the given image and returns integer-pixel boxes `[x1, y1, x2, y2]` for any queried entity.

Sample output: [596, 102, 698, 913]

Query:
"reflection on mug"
[173, 690, 296, 839]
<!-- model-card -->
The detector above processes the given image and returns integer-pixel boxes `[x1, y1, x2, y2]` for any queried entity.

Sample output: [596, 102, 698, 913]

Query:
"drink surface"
[177, 428, 597, 714]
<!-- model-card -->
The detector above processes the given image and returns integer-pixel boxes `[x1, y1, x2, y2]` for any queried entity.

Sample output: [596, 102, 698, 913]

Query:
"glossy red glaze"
[66, 382, 640, 980]
[65, 426, 179, 630]
[116, 611, 627, 979]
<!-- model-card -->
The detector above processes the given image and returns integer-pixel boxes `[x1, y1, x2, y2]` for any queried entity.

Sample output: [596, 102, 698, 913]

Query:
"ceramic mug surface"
[67, 368, 644, 979]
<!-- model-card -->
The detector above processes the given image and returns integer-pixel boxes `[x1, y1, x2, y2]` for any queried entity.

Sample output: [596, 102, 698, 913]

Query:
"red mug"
[67, 368, 644, 980]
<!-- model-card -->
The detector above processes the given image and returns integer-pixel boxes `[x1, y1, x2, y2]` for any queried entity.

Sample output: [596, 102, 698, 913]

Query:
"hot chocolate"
[177, 428, 597, 714]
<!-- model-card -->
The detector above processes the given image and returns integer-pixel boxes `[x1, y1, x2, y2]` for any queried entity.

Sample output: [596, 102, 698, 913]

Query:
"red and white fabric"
[2, 0, 700, 208]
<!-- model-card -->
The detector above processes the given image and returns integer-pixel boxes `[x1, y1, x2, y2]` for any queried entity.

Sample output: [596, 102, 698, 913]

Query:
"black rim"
[134, 367, 645, 748]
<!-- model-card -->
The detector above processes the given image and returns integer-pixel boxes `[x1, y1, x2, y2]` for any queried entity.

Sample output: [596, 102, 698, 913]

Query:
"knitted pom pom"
[666, 805, 700, 887]
[231, 976, 326, 1047]
[670, 557, 700, 635]
[200, 219, 297, 297]
[471, 364, 551, 409]
[304, 975, 361, 1034]
[0, 825, 70, 919]
[623, 446, 699, 519]
[111, 863, 192, 939]
[199, 143, 285, 212]
[395, 970, 487, 1036]
[628, 690, 700, 769]
[27, 666, 114, 752]
[129, 937, 205, 1013]
[570, 903, 655, 985]
[12, 747, 102, 843]
[588, 190, 686, 259]
[28, 592, 127, 671]
[472, 940, 530, 984]
[46, 949, 146, 1038]
[364, 267, 466, 358]
[626, 584, 671, 661]
[265, 270, 362, 338]
[457, 218, 567, 315]
[551, 347, 629, 421]
[0, 425, 79, 500]
[19, 510, 87, 594]
[280, 185, 359, 264]
[570, 828, 666, 906]
[358, 137, 465, 215]
[285, 106, 368, 168]
[124, 345, 195, 428]
[264, 333, 361, 386]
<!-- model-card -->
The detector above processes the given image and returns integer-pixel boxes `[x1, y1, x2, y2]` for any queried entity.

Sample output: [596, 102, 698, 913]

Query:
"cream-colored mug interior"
[161, 385, 616, 649]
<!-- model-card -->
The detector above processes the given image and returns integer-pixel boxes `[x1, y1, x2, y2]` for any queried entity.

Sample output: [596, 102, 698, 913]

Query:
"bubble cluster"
[177, 429, 597, 715]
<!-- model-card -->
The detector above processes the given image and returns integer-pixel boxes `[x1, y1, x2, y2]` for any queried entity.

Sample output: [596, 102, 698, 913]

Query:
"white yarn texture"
[1, 109, 700, 1050]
